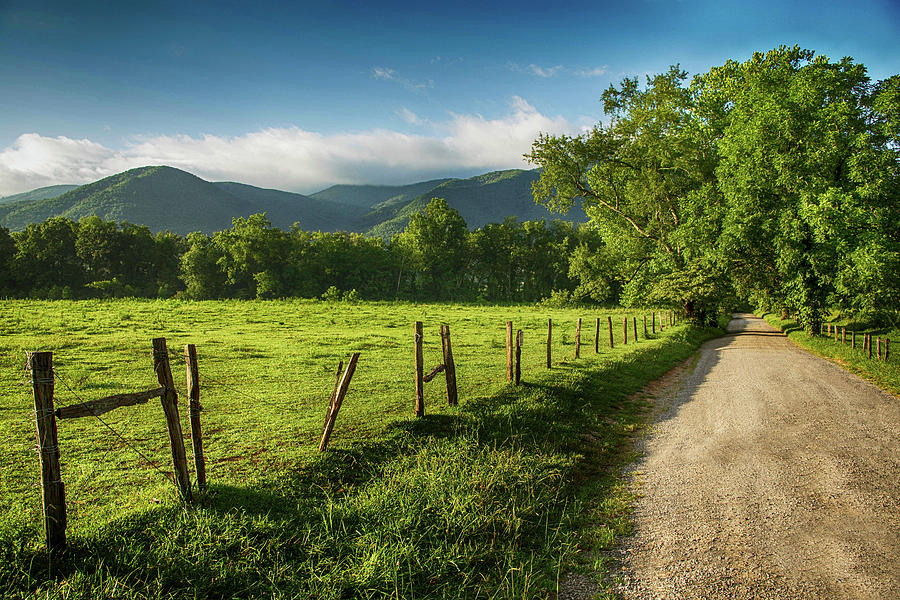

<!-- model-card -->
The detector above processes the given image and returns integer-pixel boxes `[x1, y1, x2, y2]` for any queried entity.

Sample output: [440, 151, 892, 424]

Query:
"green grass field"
[1, 299, 717, 599]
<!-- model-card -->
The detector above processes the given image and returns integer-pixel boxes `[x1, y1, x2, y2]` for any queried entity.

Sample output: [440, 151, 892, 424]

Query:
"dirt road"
[611, 313, 900, 599]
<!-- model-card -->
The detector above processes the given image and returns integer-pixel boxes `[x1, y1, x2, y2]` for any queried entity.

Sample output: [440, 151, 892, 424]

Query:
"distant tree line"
[529, 46, 900, 330]
[0, 201, 610, 303]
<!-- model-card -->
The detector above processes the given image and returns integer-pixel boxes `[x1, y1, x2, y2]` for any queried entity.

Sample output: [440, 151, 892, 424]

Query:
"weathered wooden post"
[834, 325, 838, 342]
[623, 316, 628, 345]
[506, 321, 513, 382]
[29, 352, 66, 551]
[652, 312, 656, 334]
[868, 334, 873, 359]
[152, 338, 191, 501]
[546, 318, 552, 368]
[643, 315, 648, 338]
[878, 337, 883, 360]
[608, 316, 614, 348]
[886, 338, 891, 361]
[184, 344, 206, 492]
[575, 318, 582, 359]
[320, 353, 361, 451]
[514, 330, 523, 385]
[594, 317, 600, 353]
[633, 317, 638, 342]
[842, 327, 846, 344]
[852, 330, 856, 349]
[414, 322, 425, 417]
[440, 325, 458, 406]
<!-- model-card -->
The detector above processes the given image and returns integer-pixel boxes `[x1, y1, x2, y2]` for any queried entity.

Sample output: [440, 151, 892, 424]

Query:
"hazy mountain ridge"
[0, 166, 586, 235]
[0, 184, 80, 205]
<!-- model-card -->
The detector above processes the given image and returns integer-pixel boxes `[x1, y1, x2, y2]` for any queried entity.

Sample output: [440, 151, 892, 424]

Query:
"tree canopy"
[528, 46, 899, 330]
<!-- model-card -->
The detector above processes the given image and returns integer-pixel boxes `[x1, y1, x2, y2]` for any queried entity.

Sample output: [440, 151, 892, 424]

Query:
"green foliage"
[529, 46, 899, 327]
[394, 198, 471, 300]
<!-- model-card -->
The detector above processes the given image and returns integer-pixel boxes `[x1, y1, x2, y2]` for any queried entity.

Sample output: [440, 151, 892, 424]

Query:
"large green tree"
[699, 46, 898, 332]
[527, 66, 727, 323]
[394, 198, 470, 300]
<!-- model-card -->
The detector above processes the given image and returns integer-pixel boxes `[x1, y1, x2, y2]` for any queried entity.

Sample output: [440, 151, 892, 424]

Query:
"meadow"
[0, 299, 718, 599]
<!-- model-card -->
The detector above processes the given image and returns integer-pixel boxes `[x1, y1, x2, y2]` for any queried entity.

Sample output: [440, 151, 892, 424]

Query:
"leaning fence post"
[184, 344, 206, 492]
[415, 322, 425, 417]
[319, 353, 361, 451]
[153, 338, 191, 501]
[29, 352, 66, 551]
[440, 324, 458, 406]
[575, 318, 582, 359]
[506, 321, 514, 382]
[608, 316, 614, 348]
[546, 318, 552, 368]
[514, 330, 523, 385]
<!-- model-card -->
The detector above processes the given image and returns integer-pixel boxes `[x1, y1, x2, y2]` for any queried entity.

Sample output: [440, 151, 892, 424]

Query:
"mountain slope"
[309, 178, 452, 208]
[364, 169, 586, 238]
[211, 182, 365, 231]
[0, 184, 79, 205]
[0, 167, 368, 235]
[0, 167, 586, 236]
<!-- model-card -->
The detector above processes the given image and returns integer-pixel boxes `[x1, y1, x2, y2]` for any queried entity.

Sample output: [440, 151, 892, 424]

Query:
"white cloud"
[397, 107, 424, 125]
[527, 64, 564, 78]
[0, 97, 579, 196]
[371, 66, 434, 93]
[575, 65, 609, 77]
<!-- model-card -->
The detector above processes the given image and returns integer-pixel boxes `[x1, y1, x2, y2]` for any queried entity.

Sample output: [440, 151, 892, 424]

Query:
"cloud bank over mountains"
[0, 97, 579, 197]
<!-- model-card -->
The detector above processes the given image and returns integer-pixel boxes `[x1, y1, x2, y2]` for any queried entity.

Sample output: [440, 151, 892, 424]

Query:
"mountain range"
[0, 166, 585, 236]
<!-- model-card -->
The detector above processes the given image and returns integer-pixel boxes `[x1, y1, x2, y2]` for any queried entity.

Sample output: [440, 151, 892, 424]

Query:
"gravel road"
[606, 313, 900, 599]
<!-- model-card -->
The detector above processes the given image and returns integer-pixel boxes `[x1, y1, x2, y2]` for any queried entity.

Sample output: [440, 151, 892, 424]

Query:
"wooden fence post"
[575, 318, 582, 359]
[514, 330, 523, 385]
[319, 353, 361, 451]
[652, 312, 656, 334]
[886, 338, 890, 361]
[546, 318, 552, 368]
[29, 352, 66, 551]
[633, 317, 638, 343]
[834, 326, 838, 342]
[184, 344, 206, 492]
[868, 334, 873, 359]
[608, 316, 614, 348]
[152, 338, 192, 501]
[414, 322, 425, 417]
[440, 325, 458, 406]
[594, 317, 600, 354]
[623, 316, 628, 345]
[878, 337, 882, 360]
[842, 327, 846, 344]
[506, 321, 513, 382]
[852, 330, 856, 349]
[643, 315, 648, 338]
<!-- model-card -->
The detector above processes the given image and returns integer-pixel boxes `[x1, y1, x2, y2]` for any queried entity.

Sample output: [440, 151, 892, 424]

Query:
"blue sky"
[1, 0, 898, 196]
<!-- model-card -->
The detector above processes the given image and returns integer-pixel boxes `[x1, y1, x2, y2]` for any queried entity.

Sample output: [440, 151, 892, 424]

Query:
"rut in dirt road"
[611, 313, 900, 600]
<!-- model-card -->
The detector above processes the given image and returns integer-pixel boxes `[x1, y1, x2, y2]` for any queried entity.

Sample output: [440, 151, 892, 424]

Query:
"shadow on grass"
[2, 326, 722, 598]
